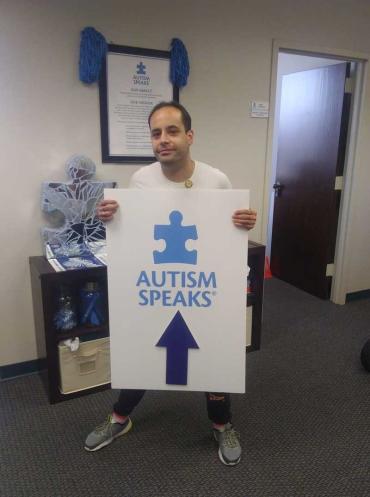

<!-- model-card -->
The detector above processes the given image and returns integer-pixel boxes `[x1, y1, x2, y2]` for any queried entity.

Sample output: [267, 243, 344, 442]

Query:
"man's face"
[149, 107, 193, 165]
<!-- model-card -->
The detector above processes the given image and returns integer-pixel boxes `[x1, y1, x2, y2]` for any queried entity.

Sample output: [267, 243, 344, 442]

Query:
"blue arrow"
[156, 311, 199, 385]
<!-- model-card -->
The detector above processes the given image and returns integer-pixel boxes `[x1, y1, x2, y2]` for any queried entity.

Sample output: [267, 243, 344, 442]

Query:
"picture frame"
[99, 44, 179, 164]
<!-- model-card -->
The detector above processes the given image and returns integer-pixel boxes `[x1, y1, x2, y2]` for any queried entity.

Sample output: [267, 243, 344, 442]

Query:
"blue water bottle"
[53, 286, 77, 331]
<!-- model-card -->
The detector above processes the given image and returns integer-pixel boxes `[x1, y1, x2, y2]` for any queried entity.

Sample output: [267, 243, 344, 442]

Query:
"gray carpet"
[1, 278, 369, 497]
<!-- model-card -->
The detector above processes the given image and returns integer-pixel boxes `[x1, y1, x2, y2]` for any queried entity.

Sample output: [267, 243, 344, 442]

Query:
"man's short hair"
[148, 101, 192, 132]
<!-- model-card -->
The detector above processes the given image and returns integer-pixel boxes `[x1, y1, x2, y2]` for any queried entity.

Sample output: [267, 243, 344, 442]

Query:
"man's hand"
[96, 199, 119, 222]
[232, 209, 257, 230]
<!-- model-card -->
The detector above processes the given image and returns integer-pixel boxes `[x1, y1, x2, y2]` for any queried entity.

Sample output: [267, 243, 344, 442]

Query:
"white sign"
[107, 52, 173, 156]
[250, 100, 269, 118]
[106, 189, 249, 393]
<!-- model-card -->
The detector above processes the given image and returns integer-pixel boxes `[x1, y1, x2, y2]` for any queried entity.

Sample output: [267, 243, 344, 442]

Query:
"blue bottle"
[79, 282, 104, 327]
[53, 286, 77, 331]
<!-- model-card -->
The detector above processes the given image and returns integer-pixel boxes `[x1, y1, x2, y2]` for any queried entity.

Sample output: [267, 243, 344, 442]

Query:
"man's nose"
[159, 132, 170, 143]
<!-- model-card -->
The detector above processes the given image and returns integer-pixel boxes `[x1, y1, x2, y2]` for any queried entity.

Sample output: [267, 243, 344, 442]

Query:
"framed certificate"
[99, 44, 179, 164]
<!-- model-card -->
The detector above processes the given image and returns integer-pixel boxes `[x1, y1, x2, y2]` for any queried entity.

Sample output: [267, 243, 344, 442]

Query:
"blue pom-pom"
[170, 38, 190, 88]
[79, 27, 107, 84]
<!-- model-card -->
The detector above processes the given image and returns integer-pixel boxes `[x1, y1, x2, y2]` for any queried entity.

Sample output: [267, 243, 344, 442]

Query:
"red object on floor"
[264, 256, 272, 279]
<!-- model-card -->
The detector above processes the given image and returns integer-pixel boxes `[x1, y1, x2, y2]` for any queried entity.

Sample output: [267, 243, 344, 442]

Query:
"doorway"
[266, 49, 362, 302]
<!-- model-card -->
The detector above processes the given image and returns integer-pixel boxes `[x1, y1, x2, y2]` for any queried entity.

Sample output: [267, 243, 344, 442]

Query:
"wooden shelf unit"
[246, 240, 265, 352]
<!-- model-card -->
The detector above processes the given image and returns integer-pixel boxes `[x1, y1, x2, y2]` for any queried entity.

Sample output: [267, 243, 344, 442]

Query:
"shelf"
[29, 258, 111, 403]
[54, 324, 109, 341]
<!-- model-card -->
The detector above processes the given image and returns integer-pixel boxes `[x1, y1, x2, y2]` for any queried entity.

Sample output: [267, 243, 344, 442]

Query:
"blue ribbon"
[80, 290, 104, 326]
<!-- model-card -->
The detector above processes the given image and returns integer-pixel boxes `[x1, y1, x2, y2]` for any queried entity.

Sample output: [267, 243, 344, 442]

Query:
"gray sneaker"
[213, 423, 241, 466]
[84, 415, 132, 452]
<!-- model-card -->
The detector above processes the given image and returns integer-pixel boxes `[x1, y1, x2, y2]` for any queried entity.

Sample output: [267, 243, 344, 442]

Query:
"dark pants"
[114, 389, 232, 425]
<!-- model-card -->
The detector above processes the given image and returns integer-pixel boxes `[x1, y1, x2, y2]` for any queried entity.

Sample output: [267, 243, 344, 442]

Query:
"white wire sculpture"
[41, 155, 116, 258]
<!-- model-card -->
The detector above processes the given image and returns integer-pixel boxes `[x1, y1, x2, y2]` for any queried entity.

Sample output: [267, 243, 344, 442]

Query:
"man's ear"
[187, 129, 194, 145]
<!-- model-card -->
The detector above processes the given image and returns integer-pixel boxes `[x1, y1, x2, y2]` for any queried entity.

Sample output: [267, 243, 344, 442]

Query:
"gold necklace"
[184, 161, 195, 188]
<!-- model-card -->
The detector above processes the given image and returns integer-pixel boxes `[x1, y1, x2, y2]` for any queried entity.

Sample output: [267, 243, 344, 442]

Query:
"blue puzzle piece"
[136, 62, 146, 74]
[153, 211, 198, 265]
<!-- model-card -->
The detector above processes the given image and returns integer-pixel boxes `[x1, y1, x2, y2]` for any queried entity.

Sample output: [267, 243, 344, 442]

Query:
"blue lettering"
[136, 270, 217, 307]
[168, 271, 180, 287]
[152, 271, 165, 287]
[138, 289, 148, 305]
[188, 291, 202, 307]
[187, 271, 197, 288]
[162, 290, 172, 306]
[149, 290, 161, 305]
[136, 271, 150, 286]
[201, 291, 212, 307]
[199, 272, 217, 288]
[173, 291, 187, 306]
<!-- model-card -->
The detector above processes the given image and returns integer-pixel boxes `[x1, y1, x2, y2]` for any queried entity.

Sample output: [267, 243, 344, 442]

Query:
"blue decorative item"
[156, 311, 199, 385]
[53, 286, 77, 331]
[170, 38, 190, 88]
[41, 155, 116, 258]
[153, 211, 198, 265]
[79, 282, 105, 327]
[79, 27, 107, 84]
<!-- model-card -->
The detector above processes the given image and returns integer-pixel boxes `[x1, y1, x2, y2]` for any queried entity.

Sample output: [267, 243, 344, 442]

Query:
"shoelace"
[95, 415, 113, 432]
[222, 428, 240, 448]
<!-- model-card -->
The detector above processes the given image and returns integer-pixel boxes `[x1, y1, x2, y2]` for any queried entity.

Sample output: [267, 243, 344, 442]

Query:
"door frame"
[263, 39, 369, 304]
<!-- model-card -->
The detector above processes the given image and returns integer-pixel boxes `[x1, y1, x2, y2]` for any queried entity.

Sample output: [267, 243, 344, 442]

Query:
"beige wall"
[1, 0, 370, 366]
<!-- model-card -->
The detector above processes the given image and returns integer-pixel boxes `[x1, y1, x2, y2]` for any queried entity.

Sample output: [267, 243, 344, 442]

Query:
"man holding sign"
[85, 102, 256, 466]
